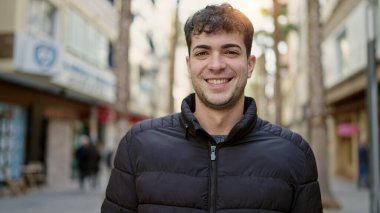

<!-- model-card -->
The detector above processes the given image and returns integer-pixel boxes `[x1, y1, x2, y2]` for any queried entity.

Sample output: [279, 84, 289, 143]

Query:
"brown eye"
[225, 50, 239, 56]
[224, 50, 240, 57]
[194, 51, 209, 59]
[195, 51, 208, 56]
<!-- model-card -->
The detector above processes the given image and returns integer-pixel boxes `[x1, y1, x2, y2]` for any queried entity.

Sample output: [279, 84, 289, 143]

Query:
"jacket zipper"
[209, 145, 217, 213]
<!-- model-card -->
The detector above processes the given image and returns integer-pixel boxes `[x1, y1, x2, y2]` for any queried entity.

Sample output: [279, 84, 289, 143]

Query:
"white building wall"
[322, 1, 367, 88]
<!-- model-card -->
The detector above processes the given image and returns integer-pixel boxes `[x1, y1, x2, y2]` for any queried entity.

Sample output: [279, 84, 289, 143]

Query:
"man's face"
[186, 31, 256, 110]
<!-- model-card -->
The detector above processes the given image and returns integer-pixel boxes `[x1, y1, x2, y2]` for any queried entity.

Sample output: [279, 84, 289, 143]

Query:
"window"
[27, 0, 57, 38]
[108, 42, 114, 69]
[319, 0, 326, 8]
[336, 30, 349, 75]
[64, 10, 110, 69]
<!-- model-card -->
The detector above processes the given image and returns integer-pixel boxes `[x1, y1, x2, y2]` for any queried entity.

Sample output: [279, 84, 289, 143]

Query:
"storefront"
[329, 88, 379, 181]
[0, 79, 92, 187]
[0, 103, 27, 182]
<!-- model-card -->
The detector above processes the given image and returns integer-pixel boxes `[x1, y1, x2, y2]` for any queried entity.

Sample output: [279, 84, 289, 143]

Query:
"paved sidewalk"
[0, 172, 369, 213]
[0, 168, 110, 213]
[0, 184, 105, 213]
[324, 177, 369, 213]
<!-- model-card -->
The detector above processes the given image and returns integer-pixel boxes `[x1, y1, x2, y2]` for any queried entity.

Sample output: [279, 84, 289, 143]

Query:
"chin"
[207, 95, 230, 104]
[206, 97, 235, 110]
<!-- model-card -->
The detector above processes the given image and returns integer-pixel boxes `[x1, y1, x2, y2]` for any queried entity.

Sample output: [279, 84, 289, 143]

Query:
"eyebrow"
[222, 43, 242, 50]
[192, 43, 242, 52]
[192, 44, 210, 52]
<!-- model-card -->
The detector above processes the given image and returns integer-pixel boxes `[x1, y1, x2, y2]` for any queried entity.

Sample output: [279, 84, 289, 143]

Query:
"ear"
[186, 56, 190, 74]
[247, 55, 256, 78]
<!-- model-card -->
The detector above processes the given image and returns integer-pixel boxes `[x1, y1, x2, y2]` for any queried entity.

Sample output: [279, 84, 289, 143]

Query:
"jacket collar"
[180, 93, 258, 143]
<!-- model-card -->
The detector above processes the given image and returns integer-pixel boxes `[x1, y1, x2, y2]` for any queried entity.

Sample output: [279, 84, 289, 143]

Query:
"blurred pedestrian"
[105, 149, 114, 171]
[75, 135, 92, 190]
[358, 135, 369, 188]
[102, 3, 322, 212]
[88, 142, 101, 188]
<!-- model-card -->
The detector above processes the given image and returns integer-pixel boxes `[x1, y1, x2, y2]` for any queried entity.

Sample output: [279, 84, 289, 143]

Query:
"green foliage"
[259, 4, 287, 16]
[260, 8, 272, 16]
[279, 4, 287, 16]
[255, 30, 273, 38]
[279, 23, 298, 40]
[256, 4, 298, 42]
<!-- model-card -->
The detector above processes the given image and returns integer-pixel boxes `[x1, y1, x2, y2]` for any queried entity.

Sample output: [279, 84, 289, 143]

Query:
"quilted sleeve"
[101, 132, 137, 213]
[290, 145, 323, 213]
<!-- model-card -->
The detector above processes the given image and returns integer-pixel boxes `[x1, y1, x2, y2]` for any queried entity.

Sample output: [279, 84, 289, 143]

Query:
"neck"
[194, 96, 245, 135]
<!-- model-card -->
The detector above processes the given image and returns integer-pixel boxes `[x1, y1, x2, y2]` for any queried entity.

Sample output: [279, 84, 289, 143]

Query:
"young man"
[101, 3, 322, 213]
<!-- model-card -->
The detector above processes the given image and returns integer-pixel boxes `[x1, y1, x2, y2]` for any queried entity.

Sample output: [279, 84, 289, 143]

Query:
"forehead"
[191, 31, 245, 49]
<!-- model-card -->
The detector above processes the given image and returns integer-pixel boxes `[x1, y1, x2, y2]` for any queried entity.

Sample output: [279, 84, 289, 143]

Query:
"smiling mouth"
[206, 78, 232, 85]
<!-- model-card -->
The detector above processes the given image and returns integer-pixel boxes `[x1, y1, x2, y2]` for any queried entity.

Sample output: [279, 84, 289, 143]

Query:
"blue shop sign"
[34, 43, 57, 69]
[13, 33, 62, 76]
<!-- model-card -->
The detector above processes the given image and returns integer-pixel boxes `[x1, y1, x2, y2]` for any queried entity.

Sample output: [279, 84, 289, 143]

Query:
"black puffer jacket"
[101, 94, 322, 213]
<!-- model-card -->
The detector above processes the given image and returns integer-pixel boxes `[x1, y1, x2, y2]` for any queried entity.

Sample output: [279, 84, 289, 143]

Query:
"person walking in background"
[105, 149, 114, 171]
[75, 135, 92, 190]
[102, 3, 322, 212]
[88, 142, 101, 189]
[358, 135, 369, 188]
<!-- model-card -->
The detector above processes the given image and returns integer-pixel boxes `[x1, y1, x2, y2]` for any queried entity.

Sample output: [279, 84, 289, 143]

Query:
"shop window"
[27, 0, 57, 38]
[0, 104, 27, 181]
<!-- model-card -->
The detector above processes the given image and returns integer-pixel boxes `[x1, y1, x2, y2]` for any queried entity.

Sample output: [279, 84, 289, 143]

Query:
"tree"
[258, 2, 297, 124]
[273, 0, 282, 125]
[115, 0, 132, 113]
[167, 0, 180, 113]
[307, 0, 339, 209]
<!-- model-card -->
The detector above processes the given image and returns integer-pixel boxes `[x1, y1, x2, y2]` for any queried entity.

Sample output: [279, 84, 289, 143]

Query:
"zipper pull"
[210, 145, 216, 161]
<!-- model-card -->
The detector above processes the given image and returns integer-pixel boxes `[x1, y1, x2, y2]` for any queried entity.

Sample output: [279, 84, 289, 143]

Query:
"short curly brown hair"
[184, 3, 254, 57]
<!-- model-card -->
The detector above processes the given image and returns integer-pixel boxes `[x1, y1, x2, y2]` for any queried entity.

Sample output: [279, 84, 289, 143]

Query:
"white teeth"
[207, 79, 229, 84]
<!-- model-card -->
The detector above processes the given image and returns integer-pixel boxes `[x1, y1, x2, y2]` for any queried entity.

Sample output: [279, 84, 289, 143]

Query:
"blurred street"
[0, 0, 378, 212]
[0, 170, 370, 213]
[0, 165, 109, 213]
[324, 178, 369, 213]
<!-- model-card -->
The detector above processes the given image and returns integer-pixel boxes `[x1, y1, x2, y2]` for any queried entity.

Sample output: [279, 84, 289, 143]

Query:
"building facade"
[285, 0, 380, 181]
[321, 0, 380, 180]
[0, 0, 119, 190]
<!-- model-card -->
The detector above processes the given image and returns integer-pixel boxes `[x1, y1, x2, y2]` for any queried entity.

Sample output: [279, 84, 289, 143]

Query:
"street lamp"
[365, 0, 379, 212]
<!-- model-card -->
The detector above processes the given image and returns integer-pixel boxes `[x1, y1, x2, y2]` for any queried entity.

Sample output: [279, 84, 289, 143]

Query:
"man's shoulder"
[128, 113, 182, 136]
[255, 118, 313, 155]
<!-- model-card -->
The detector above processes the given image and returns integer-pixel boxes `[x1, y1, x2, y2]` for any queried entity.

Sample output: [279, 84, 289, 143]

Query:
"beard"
[192, 80, 246, 110]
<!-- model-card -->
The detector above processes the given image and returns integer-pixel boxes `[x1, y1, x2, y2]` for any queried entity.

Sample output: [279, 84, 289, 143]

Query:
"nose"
[208, 53, 226, 71]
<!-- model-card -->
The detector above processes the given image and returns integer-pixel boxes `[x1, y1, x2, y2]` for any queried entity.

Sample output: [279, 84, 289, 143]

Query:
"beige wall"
[0, 0, 30, 33]
[0, 0, 16, 32]
[46, 119, 75, 187]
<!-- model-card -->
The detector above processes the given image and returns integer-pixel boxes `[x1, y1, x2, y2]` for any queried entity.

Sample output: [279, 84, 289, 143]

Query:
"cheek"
[188, 62, 204, 76]
[188, 67, 199, 81]
[235, 63, 249, 76]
